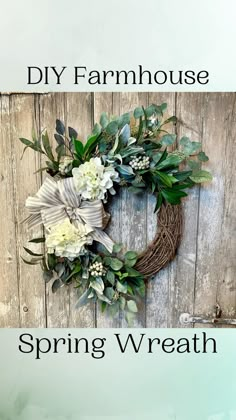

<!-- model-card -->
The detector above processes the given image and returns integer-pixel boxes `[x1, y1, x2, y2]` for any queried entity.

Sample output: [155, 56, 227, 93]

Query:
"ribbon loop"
[25, 177, 114, 252]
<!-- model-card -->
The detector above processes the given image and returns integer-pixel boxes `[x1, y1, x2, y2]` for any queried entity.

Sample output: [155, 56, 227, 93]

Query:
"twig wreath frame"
[20, 103, 212, 323]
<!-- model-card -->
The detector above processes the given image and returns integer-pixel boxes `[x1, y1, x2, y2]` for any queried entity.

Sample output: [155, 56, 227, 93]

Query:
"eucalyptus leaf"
[90, 277, 105, 294]
[198, 151, 209, 162]
[92, 123, 102, 136]
[160, 134, 176, 146]
[125, 267, 142, 277]
[116, 280, 127, 293]
[127, 300, 138, 313]
[104, 287, 115, 301]
[134, 107, 144, 119]
[125, 311, 135, 326]
[189, 170, 213, 183]
[106, 270, 115, 286]
[119, 296, 126, 310]
[125, 258, 137, 268]
[113, 243, 123, 253]
[106, 121, 119, 136]
[100, 112, 109, 129]
[75, 288, 91, 309]
[97, 293, 111, 304]
[187, 160, 201, 170]
[109, 258, 123, 271]
[117, 112, 130, 128]
[124, 251, 138, 260]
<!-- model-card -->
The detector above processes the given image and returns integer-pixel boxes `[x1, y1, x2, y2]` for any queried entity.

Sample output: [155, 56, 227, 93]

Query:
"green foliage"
[20, 102, 212, 323]
[189, 170, 213, 183]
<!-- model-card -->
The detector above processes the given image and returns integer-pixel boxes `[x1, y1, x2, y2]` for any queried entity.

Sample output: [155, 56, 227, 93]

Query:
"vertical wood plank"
[93, 93, 122, 327]
[194, 93, 236, 326]
[66, 92, 96, 327]
[119, 92, 148, 327]
[168, 93, 205, 327]
[145, 92, 176, 327]
[0, 92, 235, 328]
[39, 92, 70, 328]
[10, 94, 46, 327]
[0, 95, 20, 327]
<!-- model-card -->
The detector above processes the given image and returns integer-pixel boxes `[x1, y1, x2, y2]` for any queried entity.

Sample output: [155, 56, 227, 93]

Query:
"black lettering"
[27, 66, 43, 84]
[184, 70, 196, 84]
[74, 66, 87, 84]
[115, 333, 145, 353]
[162, 338, 175, 353]
[51, 66, 67, 84]
[197, 70, 209, 84]
[19, 333, 34, 353]
[202, 332, 217, 353]
[154, 71, 167, 85]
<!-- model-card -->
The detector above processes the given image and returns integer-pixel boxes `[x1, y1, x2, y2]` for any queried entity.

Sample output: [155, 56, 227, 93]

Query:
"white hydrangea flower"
[72, 157, 119, 201]
[46, 219, 93, 259]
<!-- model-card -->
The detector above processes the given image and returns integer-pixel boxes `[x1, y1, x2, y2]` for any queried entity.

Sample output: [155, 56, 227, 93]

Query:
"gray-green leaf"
[110, 258, 123, 271]
[116, 281, 127, 293]
[198, 151, 209, 162]
[190, 170, 213, 183]
[160, 134, 176, 146]
[127, 300, 138, 313]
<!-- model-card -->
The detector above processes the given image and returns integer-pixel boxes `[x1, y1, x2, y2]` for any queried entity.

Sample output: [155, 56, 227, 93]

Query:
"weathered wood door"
[0, 92, 235, 328]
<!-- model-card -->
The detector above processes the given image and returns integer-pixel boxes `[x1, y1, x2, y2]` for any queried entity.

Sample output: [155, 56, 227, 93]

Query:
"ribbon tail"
[78, 200, 108, 229]
[91, 229, 114, 253]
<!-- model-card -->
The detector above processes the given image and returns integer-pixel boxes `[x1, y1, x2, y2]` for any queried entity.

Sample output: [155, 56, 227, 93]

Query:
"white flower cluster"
[72, 157, 119, 201]
[89, 261, 106, 277]
[129, 155, 150, 170]
[59, 156, 73, 175]
[46, 219, 93, 260]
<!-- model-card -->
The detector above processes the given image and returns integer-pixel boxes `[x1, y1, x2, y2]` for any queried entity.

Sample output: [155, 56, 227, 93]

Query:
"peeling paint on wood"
[0, 92, 235, 328]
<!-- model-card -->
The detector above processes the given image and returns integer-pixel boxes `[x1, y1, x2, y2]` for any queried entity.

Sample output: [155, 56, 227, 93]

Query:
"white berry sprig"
[129, 155, 150, 170]
[89, 261, 106, 277]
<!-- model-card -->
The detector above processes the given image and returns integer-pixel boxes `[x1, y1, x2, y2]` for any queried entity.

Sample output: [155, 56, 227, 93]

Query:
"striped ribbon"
[25, 177, 114, 252]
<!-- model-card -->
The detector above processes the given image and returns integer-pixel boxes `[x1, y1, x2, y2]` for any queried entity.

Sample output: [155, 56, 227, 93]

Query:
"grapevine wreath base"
[135, 203, 182, 278]
[20, 103, 211, 323]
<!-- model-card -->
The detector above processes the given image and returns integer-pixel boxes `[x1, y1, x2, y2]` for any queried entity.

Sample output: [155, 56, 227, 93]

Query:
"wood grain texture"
[0, 92, 235, 328]
[194, 93, 236, 327]
[146, 92, 176, 328]
[168, 93, 205, 327]
[10, 94, 46, 327]
[39, 92, 69, 328]
[66, 93, 96, 328]
[0, 95, 19, 327]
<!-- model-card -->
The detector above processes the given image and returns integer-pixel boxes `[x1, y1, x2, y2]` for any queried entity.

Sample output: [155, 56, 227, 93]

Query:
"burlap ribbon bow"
[25, 177, 114, 252]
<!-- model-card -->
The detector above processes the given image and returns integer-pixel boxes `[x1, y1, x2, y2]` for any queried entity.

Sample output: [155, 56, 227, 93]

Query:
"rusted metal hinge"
[180, 313, 236, 326]
[180, 305, 236, 326]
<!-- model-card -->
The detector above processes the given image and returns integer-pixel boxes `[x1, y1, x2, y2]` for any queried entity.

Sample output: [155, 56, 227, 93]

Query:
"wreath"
[20, 103, 212, 323]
